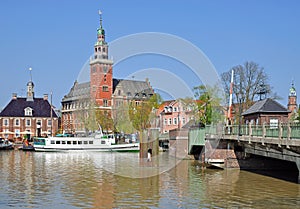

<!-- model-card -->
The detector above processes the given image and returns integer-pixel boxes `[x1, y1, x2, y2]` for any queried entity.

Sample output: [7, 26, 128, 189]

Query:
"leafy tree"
[193, 84, 224, 125]
[76, 100, 98, 133]
[292, 109, 300, 123]
[113, 103, 136, 134]
[193, 85, 212, 125]
[95, 109, 114, 133]
[128, 93, 162, 132]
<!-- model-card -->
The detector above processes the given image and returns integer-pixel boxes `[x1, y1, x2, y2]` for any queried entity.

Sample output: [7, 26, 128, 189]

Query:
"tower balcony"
[90, 55, 113, 65]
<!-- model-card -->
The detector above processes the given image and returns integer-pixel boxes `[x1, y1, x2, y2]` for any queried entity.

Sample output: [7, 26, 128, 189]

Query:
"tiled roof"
[62, 78, 153, 103]
[157, 100, 175, 115]
[181, 119, 197, 129]
[0, 98, 58, 118]
[62, 81, 90, 102]
[242, 98, 290, 116]
[113, 79, 153, 99]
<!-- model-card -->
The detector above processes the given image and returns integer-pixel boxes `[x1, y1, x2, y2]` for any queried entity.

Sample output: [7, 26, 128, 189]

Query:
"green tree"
[113, 103, 136, 134]
[193, 84, 224, 125]
[77, 100, 98, 133]
[96, 110, 114, 133]
[128, 93, 162, 132]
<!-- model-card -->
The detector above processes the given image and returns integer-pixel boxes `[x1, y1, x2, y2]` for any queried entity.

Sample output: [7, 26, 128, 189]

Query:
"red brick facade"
[0, 90, 59, 140]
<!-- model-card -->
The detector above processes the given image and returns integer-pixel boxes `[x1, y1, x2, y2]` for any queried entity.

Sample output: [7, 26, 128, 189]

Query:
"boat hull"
[0, 144, 13, 150]
[34, 144, 139, 152]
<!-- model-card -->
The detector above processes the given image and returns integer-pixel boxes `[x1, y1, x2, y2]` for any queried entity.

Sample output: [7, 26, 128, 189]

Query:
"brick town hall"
[61, 12, 153, 133]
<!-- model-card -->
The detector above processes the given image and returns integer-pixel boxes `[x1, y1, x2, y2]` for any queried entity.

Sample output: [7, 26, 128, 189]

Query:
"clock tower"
[90, 11, 113, 109]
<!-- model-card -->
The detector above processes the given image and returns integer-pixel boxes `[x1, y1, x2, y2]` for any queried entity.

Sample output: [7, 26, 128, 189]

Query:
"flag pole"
[227, 69, 234, 126]
[29, 67, 32, 81]
[50, 91, 53, 137]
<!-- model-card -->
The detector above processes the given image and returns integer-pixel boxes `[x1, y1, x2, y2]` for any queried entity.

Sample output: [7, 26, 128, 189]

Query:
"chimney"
[12, 93, 17, 100]
[43, 94, 48, 100]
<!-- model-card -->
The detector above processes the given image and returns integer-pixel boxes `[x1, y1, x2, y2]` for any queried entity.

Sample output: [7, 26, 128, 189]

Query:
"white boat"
[33, 133, 140, 152]
[0, 139, 13, 150]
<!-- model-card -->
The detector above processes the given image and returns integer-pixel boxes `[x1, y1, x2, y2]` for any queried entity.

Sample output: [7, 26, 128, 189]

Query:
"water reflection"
[0, 151, 299, 208]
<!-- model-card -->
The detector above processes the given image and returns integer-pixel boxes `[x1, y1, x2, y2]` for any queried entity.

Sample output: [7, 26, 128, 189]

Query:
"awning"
[19, 131, 34, 134]
[0, 131, 15, 134]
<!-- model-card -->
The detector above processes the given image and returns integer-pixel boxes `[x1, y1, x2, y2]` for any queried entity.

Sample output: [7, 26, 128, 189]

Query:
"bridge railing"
[290, 124, 300, 139]
[264, 125, 279, 138]
[205, 123, 300, 140]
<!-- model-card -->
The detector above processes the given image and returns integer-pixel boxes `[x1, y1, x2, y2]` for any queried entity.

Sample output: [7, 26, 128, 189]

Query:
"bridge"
[188, 123, 300, 183]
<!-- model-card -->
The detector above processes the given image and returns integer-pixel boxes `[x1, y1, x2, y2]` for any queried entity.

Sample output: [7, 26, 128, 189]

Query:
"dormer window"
[24, 107, 33, 116]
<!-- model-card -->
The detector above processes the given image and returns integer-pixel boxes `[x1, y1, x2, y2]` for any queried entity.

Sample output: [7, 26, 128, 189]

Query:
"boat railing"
[33, 137, 46, 146]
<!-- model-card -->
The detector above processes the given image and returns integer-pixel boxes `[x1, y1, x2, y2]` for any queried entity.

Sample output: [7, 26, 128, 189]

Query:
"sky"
[0, 0, 299, 109]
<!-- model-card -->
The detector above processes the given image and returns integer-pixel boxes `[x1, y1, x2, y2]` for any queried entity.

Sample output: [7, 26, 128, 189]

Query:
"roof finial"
[98, 10, 103, 28]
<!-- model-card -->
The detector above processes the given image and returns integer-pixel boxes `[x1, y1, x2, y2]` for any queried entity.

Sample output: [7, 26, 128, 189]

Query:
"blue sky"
[0, 0, 299, 109]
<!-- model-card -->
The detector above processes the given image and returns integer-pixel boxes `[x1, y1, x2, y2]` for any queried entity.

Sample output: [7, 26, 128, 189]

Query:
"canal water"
[0, 150, 299, 209]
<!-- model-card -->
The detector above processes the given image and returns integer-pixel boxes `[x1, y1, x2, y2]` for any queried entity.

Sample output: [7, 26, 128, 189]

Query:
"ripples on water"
[0, 150, 299, 209]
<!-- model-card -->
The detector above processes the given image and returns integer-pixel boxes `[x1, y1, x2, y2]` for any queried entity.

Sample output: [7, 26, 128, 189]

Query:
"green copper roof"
[97, 27, 105, 35]
[290, 85, 296, 96]
[94, 40, 107, 46]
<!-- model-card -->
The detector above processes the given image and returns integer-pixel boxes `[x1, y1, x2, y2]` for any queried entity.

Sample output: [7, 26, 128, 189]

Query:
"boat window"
[67, 141, 71, 145]
[101, 140, 106, 144]
[56, 141, 61, 144]
[73, 141, 77, 145]
[51, 140, 55, 144]
[89, 141, 93, 144]
[84, 141, 88, 144]
[62, 141, 66, 144]
[78, 141, 82, 145]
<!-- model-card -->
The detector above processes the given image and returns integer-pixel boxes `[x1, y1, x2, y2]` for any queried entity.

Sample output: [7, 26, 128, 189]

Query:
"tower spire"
[289, 79, 296, 97]
[288, 79, 298, 118]
[96, 10, 105, 44]
[27, 67, 34, 101]
[99, 10, 103, 28]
